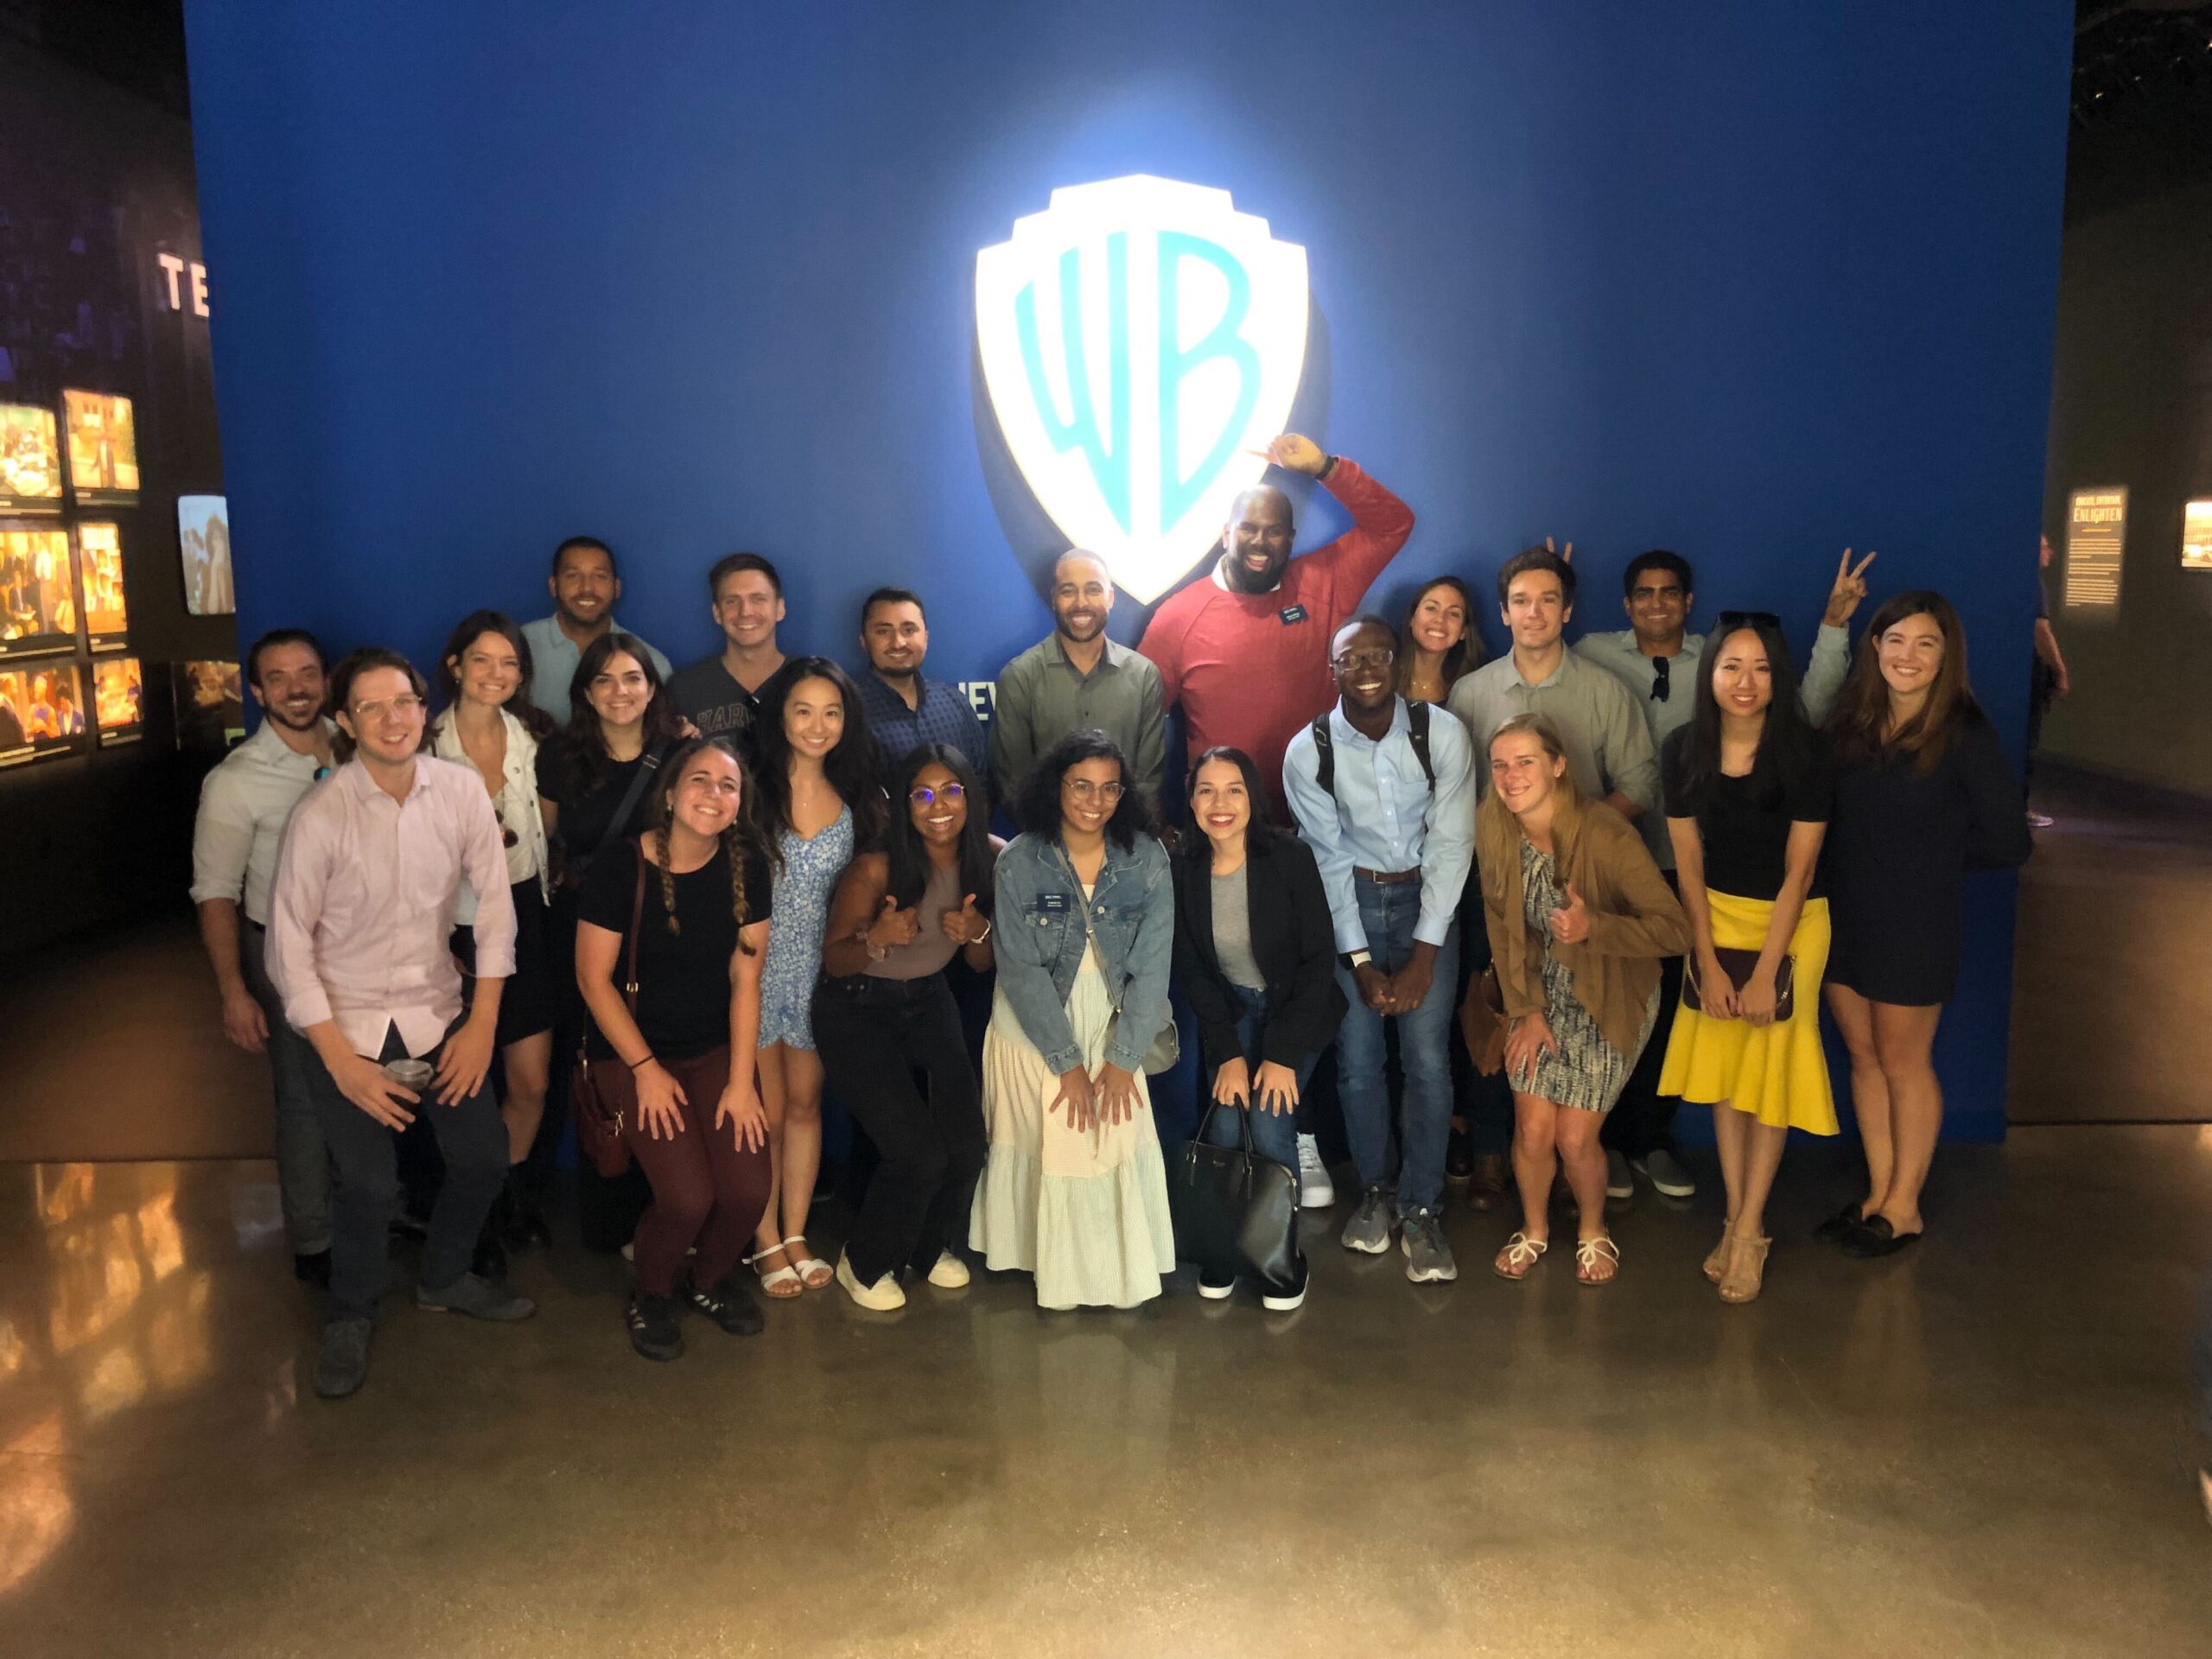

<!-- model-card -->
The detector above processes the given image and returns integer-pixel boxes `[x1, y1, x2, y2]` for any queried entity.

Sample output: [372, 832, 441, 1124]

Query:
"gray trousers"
[242, 921, 333, 1255]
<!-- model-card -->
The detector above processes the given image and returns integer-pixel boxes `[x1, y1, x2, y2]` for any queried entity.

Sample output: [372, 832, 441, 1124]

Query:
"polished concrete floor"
[2, 1129, 2210, 1658]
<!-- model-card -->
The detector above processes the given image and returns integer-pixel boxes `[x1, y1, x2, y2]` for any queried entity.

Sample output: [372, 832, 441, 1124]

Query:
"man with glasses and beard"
[191, 629, 340, 1286]
[990, 550, 1165, 804]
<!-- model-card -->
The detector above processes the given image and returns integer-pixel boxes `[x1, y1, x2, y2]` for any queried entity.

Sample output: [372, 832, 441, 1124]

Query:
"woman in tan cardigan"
[1478, 714, 1689, 1285]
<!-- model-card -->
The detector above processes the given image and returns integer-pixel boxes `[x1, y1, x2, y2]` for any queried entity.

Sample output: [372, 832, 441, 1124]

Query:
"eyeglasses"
[908, 783, 966, 806]
[348, 695, 423, 721]
[1650, 656, 1670, 703]
[1716, 610, 1781, 630]
[1064, 779, 1125, 801]
[1332, 648, 1396, 672]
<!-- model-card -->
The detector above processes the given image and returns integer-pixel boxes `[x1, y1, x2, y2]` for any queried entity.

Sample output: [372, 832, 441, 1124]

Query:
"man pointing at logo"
[1138, 433, 1414, 822]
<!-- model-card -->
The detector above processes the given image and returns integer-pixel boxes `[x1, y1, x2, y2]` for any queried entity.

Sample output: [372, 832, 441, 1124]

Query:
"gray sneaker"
[1401, 1209, 1459, 1282]
[1339, 1185, 1395, 1254]
[1635, 1147, 1696, 1199]
[416, 1272, 537, 1321]
[314, 1318, 372, 1400]
[1605, 1148, 1635, 1200]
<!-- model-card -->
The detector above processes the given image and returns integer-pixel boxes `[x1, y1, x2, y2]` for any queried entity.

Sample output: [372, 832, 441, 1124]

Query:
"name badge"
[1033, 893, 1072, 915]
[1278, 604, 1309, 626]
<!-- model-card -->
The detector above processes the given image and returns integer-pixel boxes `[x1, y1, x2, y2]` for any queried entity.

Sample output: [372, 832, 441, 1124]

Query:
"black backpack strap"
[1310, 715, 1334, 800]
[1407, 700, 1436, 792]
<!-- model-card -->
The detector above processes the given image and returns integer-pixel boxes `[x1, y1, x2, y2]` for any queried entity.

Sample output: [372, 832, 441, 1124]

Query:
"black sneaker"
[293, 1249, 333, 1287]
[684, 1274, 764, 1337]
[1260, 1256, 1310, 1313]
[1196, 1269, 1236, 1301]
[626, 1294, 684, 1361]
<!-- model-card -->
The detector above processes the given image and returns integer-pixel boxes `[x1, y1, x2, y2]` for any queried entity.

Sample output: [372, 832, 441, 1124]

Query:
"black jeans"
[1600, 870, 1685, 1160]
[811, 972, 985, 1286]
[308, 1020, 506, 1322]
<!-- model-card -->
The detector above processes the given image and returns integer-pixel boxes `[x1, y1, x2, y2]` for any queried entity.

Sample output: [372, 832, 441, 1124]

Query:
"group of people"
[189, 434, 2033, 1400]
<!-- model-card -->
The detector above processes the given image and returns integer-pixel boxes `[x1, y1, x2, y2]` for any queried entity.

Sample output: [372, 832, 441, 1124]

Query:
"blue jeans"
[1333, 881, 1459, 1214]
[1198, 984, 1315, 1174]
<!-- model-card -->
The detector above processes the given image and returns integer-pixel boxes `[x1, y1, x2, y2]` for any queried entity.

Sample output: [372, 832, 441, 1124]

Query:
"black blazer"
[1171, 835, 1348, 1075]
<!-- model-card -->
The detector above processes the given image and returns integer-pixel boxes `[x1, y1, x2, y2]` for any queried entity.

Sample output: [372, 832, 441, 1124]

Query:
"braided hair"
[645, 736, 764, 951]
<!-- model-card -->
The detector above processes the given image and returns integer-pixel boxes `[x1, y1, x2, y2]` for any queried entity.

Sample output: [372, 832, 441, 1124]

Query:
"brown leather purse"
[1683, 947, 1795, 1020]
[571, 850, 646, 1178]
[1458, 964, 1509, 1077]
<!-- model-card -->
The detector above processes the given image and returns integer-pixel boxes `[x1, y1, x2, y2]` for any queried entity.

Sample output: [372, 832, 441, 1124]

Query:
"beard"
[264, 698, 325, 733]
[1221, 547, 1286, 594]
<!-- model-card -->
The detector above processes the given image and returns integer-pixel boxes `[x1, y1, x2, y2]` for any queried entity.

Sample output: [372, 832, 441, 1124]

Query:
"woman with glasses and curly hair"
[969, 729, 1176, 1309]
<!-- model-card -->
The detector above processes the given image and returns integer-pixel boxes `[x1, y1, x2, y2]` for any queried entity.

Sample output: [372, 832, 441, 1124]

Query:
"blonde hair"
[1486, 712, 1582, 810]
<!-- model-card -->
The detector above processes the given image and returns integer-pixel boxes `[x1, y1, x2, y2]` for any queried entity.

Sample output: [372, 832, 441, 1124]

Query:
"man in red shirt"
[1138, 433, 1414, 820]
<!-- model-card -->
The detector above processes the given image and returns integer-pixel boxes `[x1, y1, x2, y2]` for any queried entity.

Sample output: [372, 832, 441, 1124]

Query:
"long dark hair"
[883, 742, 995, 918]
[750, 656, 887, 862]
[1013, 728, 1159, 853]
[1825, 590, 1978, 775]
[1673, 614, 1817, 816]
[1178, 745, 1284, 860]
[1397, 575, 1480, 697]
[558, 631, 682, 797]
[644, 737, 766, 950]
[431, 609, 553, 740]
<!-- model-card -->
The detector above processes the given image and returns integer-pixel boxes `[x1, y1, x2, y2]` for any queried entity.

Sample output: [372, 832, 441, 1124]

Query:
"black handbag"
[1166, 1101, 1302, 1296]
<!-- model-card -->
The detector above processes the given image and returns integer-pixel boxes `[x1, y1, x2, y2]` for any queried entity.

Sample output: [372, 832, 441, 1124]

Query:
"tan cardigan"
[1476, 791, 1691, 1061]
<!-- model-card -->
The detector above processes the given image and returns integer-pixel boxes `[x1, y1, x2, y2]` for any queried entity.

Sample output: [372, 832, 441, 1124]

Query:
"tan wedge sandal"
[1703, 1225, 1736, 1284]
[1719, 1234, 1770, 1304]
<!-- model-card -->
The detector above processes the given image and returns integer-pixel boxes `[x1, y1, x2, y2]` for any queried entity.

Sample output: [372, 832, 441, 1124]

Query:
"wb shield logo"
[976, 176, 1309, 604]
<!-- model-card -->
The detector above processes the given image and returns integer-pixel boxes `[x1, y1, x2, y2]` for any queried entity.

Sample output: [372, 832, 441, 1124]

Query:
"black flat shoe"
[1814, 1201, 1867, 1243]
[1840, 1216, 1923, 1258]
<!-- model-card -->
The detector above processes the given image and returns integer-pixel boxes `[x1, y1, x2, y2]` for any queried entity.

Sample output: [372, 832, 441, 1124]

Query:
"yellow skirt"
[1658, 892, 1837, 1135]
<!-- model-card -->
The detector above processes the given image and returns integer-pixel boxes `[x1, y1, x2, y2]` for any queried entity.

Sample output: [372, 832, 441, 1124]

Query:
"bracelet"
[973, 918, 992, 944]
[627, 1053, 656, 1071]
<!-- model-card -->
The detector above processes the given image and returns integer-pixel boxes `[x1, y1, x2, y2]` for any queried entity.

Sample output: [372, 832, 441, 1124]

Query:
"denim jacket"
[991, 830, 1173, 1076]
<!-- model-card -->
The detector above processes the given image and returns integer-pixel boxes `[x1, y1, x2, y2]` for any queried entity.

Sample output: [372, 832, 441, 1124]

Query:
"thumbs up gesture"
[1547, 881, 1592, 946]
[942, 892, 990, 945]
[867, 893, 921, 951]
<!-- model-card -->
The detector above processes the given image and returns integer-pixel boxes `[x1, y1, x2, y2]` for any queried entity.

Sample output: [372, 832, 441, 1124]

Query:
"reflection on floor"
[2, 1136, 2209, 1657]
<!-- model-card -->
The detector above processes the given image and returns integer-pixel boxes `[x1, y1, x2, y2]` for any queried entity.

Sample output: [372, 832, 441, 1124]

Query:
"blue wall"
[181, 1, 2070, 1137]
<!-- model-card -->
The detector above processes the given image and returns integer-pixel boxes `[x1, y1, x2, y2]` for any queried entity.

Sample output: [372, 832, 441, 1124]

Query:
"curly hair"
[1012, 728, 1159, 852]
[750, 657, 887, 866]
[645, 736, 765, 950]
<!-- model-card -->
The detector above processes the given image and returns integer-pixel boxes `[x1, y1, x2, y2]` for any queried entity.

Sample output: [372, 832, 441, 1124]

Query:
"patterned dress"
[758, 803, 853, 1050]
[1510, 838, 1656, 1113]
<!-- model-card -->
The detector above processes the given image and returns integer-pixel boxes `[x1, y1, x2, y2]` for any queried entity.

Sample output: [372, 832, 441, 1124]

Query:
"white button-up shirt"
[188, 718, 335, 927]
[429, 705, 550, 916]
[267, 756, 516, 1056]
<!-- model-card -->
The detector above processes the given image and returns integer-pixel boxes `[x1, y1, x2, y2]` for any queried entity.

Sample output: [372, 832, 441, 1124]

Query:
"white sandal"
[745, 1244, 803, 1300]
[785, 1236, 834, 1291]
[1575, 1233, 1622, 1287]
[1492, 1231, 1548, 1281]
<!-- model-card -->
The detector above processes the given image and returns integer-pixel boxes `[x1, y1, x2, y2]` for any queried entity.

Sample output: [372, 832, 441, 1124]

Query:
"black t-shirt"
[575, 836, 774, 1059]
[666, 658, 763, 760]
[542, 735, 666, 874]
[1662, 727, 1834, 901]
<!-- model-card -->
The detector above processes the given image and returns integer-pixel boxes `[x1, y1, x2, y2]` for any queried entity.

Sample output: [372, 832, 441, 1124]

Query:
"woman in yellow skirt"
[1657, 613, 1837, 1304]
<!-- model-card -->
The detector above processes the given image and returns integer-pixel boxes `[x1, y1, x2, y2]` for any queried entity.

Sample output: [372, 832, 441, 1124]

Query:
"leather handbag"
[570, 850, 647, 1178]
[1683, 947, 1795, 1020]
[1458, 964, 1508, 1077]
[1166, 1101, 1302, 1296]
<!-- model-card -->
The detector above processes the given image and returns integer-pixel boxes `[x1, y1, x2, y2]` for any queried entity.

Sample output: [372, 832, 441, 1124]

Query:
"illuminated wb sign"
[976, 176, 1308, 603]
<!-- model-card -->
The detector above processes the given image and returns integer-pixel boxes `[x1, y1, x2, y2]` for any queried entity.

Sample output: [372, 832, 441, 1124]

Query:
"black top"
[542, 736, 665, 874]
[575, 837, 774, 1060]
[1821, 709, 2031, 1006]
[1662, 727, 1834, 901]
[1170, 835, 1348, 1074]
[665, 657, 762, 760]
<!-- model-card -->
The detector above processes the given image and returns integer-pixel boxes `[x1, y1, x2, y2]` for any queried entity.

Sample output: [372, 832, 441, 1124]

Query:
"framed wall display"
[176, 493, 234, 616]
[78, 523, 129, 648]
[0, 662, 86, 765]
[62, 391, 141, 504]
[2182, 500, 2212, 572]
[0, 405, 64, 512]
[0, 527, 78, 658]
[92, 656, 144, 744]
[173, 659, 245, 751]
[2063, 486, 2126, 614]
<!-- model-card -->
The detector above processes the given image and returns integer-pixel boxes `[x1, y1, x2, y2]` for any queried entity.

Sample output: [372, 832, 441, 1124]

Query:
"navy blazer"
[1171, 834, 1348, 1076]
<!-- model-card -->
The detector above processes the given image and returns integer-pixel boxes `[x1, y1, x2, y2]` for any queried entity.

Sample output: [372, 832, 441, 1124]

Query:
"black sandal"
[1840, 1215, 1923, 1258]
[1814, 1200, 1866, 1243]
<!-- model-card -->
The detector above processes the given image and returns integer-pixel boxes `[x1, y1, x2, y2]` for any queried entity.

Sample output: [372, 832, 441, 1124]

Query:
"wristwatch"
[1343, 949, 1372, 970]
[973, 918, 993, 944]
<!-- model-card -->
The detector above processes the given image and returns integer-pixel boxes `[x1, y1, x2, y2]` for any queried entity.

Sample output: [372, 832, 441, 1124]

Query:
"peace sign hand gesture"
[941, 893, 989, 945]
[1547, 882, 1592, 947]
[1823, 548, 1877, 627]
[1245, 433, 1327, 476]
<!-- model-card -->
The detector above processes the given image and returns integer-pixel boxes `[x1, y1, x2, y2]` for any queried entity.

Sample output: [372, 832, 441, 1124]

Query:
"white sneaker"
[925, 1251, 970, 1288]
[1296, 1134, 1335, 1208]
[835, 1253, 906, 1311]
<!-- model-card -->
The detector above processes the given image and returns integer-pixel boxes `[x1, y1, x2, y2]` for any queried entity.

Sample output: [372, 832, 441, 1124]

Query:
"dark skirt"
[451, 878, 556, 1047]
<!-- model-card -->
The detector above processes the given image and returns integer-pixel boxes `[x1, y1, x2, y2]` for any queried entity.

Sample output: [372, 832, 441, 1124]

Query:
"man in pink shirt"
[268, 646, 535, 1399]
[1138, 432, 1414, 822]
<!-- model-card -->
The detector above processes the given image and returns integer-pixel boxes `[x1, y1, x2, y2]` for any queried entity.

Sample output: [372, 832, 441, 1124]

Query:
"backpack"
[1310, 700, 1435, 799]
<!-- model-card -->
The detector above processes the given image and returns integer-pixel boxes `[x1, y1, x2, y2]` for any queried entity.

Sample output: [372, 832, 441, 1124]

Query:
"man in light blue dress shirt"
[520, 536, 672, 722]
[1284, 616, 1475, 1284]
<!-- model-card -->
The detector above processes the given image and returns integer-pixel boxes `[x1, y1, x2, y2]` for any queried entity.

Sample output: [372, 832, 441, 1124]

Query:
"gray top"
[1209, 864, 1266, 990]
[989, 632, 1166, 804]
[1573, 623, 1851, 868]
[868, 857, 961, 981]
[1447, 646, 1661, 817]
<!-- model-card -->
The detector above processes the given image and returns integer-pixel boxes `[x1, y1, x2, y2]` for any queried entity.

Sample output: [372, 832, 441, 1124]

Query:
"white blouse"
[429, 706, 550, 916]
